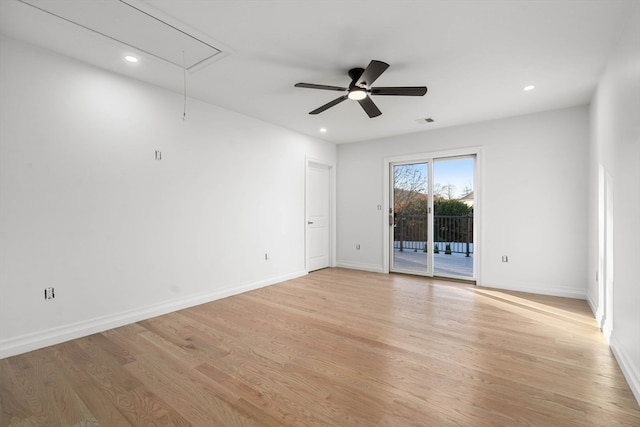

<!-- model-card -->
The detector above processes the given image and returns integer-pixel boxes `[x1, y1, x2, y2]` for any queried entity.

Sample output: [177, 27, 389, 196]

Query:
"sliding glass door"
[391, 162, 431, 274]
[432, 157, 474, 278]
[390, 155, 475, 280]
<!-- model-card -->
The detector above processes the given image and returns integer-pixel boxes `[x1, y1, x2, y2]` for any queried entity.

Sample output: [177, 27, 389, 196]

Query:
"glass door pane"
[391, 162, 430, 274]
[432, 156, 475, 279]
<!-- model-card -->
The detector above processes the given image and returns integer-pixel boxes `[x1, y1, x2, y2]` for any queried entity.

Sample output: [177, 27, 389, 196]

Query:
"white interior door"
[597, 166, 614, 339]
[307, 162, 331, 271]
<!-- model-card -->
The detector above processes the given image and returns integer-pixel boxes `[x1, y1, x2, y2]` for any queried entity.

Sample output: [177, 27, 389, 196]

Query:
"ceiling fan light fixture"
[348, 88, 367, 100]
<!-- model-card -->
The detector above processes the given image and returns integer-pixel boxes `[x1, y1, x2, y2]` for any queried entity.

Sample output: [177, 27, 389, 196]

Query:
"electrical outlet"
[356, 244, 361, 250]
[44, 287, 55, 300]
[501, 255, 509, 263]
[264, 253, 269, 261]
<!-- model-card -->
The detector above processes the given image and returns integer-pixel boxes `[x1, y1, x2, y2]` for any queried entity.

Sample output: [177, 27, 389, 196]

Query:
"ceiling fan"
[295, 60, 427, 118]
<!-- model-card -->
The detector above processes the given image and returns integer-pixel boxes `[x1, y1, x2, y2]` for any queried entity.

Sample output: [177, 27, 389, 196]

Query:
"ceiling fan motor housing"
[348, 67, 366, 84]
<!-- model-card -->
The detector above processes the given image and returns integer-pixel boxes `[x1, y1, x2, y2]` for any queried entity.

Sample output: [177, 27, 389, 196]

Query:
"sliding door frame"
[383, 146, 483, 283]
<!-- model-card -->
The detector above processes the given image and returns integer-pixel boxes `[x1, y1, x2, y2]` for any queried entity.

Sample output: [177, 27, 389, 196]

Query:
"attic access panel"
[18, 0, 223, 70]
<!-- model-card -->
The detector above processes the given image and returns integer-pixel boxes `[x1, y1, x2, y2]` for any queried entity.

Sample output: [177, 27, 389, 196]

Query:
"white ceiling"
[0, 0, 634, 144]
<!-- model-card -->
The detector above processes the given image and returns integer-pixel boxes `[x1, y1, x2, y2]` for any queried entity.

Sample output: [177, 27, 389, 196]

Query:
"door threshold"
[433, 275, 476, 285]
[390, 271, 475, 285]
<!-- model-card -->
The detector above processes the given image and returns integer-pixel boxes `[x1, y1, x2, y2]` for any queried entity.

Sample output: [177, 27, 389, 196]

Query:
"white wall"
[0, 37, 335, 358]
[337, 106, 589, 298]
[588, 3, 640, 403]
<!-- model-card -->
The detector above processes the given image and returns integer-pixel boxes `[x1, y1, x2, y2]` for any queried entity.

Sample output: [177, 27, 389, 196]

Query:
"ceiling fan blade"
[358, 96, 382, 118]
[356, 60, 389, 87]
[295, 83, 347, 92]
[370, 86, 428, 96]
[309, 95, 348, 115]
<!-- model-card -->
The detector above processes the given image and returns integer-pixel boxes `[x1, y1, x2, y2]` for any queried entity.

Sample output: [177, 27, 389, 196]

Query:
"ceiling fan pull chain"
[182, 50, 187, 121]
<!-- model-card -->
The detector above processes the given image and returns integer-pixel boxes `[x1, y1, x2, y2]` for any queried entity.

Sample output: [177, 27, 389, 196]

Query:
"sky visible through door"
[394, 158, 473, 198]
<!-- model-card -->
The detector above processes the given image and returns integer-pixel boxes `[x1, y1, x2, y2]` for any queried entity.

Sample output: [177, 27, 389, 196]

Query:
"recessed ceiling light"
[124, 55, 139, 63]
[523, 85, 535, 91]
[319, 128, 327, 133]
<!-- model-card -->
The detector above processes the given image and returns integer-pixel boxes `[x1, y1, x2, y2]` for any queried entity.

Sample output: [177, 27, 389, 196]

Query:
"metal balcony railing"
[393, 214, 474, 257]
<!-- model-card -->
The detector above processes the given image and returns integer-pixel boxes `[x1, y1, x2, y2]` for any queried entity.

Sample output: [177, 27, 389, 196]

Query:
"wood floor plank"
[126, 352, 261, 426]
[72, 383, 132, 427]
[2, 268, 639, 426]
[0, 359, 32, 426]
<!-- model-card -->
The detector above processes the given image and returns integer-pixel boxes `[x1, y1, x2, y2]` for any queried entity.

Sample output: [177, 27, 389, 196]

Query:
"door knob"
[308, 221, 314, 224]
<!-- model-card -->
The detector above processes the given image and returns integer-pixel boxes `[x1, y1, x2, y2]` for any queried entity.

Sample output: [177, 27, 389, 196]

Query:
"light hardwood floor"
[1, 268, 639, 426]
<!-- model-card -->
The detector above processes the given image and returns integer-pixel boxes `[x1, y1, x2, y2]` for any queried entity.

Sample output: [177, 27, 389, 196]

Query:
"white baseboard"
[586, 289, 608, 330]
[586, 291, 598, 317]
[336, 260, 384, 273]
[478, 281, 587, 300]
[610, 333, 640, 406]
[0, 271, 307, 359]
